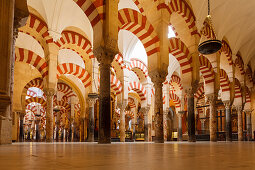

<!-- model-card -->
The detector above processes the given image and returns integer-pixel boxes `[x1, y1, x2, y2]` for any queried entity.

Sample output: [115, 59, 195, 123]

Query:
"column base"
[154, 139, 164, 143]
[0, 116, 12, 144]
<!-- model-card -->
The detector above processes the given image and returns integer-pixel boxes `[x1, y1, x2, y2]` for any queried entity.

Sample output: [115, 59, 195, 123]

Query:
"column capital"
[177, 111, 185, 117]
[206, 93, 217, 104]
[93, 46, 117, 65]
[150, 70, 167, 86]
[244, 109, 252, 114]
[87, 93, 98, 107]
[117, 99, 128, 111]
[43, 88, 55, 97]
[223, 100, 231, 109]
[140, 106, 150, 116]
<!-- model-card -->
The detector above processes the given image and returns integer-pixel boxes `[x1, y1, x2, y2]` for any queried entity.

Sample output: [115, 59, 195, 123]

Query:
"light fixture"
[198, 0, 222, 55]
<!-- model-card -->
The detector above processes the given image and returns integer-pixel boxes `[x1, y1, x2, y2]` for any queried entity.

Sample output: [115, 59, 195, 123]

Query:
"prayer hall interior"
[1, 0, 255, 169]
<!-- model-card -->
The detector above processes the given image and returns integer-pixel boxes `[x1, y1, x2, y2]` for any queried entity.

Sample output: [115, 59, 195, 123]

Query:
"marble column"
[94, 47, 116, 144]
[80, 117, 85, 142]
[177, 112, 184, 141]
[35, 119, 40, 142]
[187, 88, 196, 142]
[154, 80, 164, 143]
[237, 106, 243, 141]
[55, 114, 60, 142]
[87, 97, 97, 142]
[19, 112, 25, 142]
[246, 110, 252, 141]
[141, 106, 150, 142]
[208, 94, 217, 142]
[43, 88, 55, 142]
[224, 101, 232, 141]
[119, 100, 128, 142]
[200, 119, 206, 132]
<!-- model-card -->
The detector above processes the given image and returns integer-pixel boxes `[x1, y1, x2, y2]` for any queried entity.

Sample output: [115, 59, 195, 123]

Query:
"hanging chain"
[208, 0, 210, 15]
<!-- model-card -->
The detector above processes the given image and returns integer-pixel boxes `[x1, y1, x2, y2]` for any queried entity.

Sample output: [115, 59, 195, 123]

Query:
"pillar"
[151, 71, 166, 143]
[35, 118, 40, 142]
[87, 96, 97, 142]
[119, 100, 128, 142]
[141, 106, 150, 142]
[177, 112, 184, 141]
[237, 106, 243, 141]
[80, 117, 85, 142]
[208, 94, 217, 142]
[224, 101, 232, 141]
[187, 88, 196, 142]
[55, 113, 60, 142]
[19, 112, 25, 142]
[246, 110, 252, 141]
[43, 88, 55, 142]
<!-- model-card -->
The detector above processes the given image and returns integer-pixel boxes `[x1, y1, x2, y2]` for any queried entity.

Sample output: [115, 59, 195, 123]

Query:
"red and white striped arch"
[128, 82, 147, 101]
[246, 87, 251, 103]
[15, 47, 48, 78]
[128, 58, 148, 79]
[56, 30, 94, 59]
[57, 83, 76, 99]
[234, 78, 242, 99]
[246, 66, 253, 87]
[110, 75, 123, 95]
[114, 53, 126, 69]
[73, 0, 103, 27]
[25, 97, 46, 108]
[118, 8, 160, 57]
[157, 0, 198, 36]
[220, 40, 233, 65]
[27, 89, 37, 98]
[24, 78, 44, 90]
[54, 100, 71, 111]
[128, 97, 136, 108]
[219, 69, 230, 92]
[19, 14, 53, 49]
[169, 92, 181, 108]
[195, 84, 204, 99]
[199, 55, 215, 85]
[169, 74, 183, 91]
[169, 38, 192, 76]
[235, 53, 245, 75]
[132, 0, 145, 14]
[57, 63, 91, 88]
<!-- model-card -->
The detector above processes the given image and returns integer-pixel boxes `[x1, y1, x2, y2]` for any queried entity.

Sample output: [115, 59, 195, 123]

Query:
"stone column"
[224, 101, 232, 141]
[177, 111, 184, 141]
[200, 119, 206, 132]
[94, 47, 116, 144]
[35, 118, 40, 142]
[55, 113, 60, 142]
[246, 110, 252, 141]
[153, 78, 165, 143]
[19, 112, 25, 142]
[43, 88, 55, 142]
[119, 100, 128, 142]
[87, 96, 97, 142]
[208, 94, 217, 142]
[80, 117, 85, 142]
[237, 106, 243, 141]
[186, 88, 196, 142]
[141, 106, 150, 142]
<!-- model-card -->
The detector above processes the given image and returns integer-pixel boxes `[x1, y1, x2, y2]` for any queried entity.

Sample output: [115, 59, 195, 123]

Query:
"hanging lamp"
[198, 0, 222, 55]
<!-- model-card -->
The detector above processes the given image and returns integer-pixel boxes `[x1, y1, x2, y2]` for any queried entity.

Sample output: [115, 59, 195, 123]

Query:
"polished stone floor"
[0, 142, 254, 170]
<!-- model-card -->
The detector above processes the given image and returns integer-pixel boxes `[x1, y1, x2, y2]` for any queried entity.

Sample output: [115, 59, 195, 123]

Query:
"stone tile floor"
[0, 142, 254, 170]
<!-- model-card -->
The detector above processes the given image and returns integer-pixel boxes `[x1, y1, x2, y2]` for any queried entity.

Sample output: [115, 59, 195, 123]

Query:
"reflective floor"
[0, 142, 254, 170]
